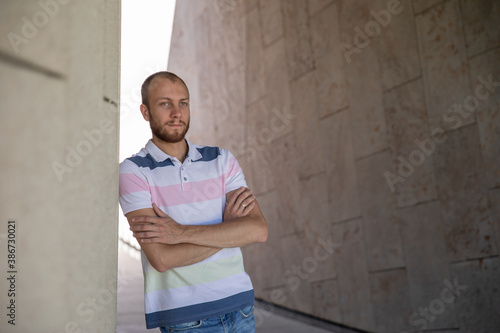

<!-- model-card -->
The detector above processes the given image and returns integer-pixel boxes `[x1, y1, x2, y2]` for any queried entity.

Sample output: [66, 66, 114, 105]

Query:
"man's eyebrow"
[156, 97, 189, 101]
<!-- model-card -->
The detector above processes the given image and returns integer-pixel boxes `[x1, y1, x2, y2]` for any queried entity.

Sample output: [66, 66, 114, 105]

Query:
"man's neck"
[152, 137, 188, 163]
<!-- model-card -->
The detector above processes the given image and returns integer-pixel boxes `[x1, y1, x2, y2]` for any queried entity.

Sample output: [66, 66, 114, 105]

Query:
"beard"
[150, 117, 190, 143]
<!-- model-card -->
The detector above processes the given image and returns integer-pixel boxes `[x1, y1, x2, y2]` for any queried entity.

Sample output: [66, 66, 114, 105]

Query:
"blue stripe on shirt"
[194, 146, 220, 162]
[128, 154, 175, 170]
[145, 290, 254, 329]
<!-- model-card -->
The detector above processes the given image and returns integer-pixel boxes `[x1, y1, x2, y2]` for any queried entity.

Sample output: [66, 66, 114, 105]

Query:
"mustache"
[166, 120, 187, 125]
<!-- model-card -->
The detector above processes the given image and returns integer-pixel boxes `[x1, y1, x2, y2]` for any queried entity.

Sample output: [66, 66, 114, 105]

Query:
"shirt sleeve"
[223, 149, 248, 194]
[119, 159, 153, 215]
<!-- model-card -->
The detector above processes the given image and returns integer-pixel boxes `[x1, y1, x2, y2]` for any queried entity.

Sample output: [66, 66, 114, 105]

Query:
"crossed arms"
[125, 187, 268, 272]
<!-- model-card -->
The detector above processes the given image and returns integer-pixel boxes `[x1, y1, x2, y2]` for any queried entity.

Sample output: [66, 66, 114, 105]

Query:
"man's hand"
[130, 204, 186, 244]
[224, 187, 256, 221]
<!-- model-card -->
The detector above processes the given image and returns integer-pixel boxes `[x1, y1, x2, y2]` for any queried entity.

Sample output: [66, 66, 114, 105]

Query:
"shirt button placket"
[180, 166, 189, 191]
[181, 167, 187, 181]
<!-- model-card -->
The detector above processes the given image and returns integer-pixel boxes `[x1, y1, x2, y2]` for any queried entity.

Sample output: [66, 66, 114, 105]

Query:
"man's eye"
[161, 102, 170, 106]
[180, 102, 188, 106]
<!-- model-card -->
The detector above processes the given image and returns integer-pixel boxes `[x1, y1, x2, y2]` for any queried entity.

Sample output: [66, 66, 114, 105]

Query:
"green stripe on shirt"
[144, 253, 246, 293]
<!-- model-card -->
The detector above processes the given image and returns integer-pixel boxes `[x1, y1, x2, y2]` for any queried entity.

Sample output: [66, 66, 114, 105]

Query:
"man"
[119, 71, 268, 332]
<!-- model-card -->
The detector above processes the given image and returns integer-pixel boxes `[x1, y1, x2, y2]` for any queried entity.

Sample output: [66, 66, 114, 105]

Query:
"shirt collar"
[145, 139, 202, 163]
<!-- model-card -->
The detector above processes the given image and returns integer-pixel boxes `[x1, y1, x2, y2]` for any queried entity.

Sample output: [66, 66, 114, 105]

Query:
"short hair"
[141, 71, 189, 108]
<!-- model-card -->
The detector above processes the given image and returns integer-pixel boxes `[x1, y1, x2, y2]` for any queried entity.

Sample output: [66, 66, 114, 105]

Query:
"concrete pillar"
[0, 0, 120, 332]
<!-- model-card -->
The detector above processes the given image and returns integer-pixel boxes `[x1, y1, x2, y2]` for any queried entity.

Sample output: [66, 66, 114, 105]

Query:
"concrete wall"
[167, 0, 500, 332]
[0, 0, 120, 332]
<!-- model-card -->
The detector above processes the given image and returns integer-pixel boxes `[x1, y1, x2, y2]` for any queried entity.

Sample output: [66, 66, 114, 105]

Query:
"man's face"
[142, 78, 190, 143]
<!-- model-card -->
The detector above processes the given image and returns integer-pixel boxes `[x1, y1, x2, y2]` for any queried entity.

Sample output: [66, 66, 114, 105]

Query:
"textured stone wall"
[0, 1, 120, 332]
[167, 0, 500, 332]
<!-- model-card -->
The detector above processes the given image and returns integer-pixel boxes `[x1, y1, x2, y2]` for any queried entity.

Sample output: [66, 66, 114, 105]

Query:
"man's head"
[141, 71, 189, 109]
[140, 71, 190, 144]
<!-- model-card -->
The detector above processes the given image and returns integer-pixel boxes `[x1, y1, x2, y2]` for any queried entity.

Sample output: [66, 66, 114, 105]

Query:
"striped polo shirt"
[119, 139, 254, 329]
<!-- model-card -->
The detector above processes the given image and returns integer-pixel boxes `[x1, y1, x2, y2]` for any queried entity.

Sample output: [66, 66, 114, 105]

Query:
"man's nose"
[170, 105, 181, 118]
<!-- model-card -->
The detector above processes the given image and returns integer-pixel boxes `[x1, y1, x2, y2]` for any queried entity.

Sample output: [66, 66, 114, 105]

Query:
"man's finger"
[136, 231, 159, 238]
[130, 224, 157, 232]
[228, 187, 247, 204]
[131, 216, 158, 223]
[240, 193, 255, 208]
[235, 189, 253, 207]
[245, 202, 256, 211]
[133, 233, 160, 243]
[153, 203, 167, 217]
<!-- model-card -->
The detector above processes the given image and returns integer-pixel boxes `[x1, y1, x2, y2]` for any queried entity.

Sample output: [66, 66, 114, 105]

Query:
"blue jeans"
[159, 305, 255, 333]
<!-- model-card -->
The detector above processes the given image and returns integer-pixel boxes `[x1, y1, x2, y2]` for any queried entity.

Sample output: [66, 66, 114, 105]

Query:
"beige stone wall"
[168, 0, 500, 332]
[0, 0, 120, 332]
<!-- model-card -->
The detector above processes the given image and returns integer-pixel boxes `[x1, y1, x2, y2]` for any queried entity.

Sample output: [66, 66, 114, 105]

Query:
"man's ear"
[140, 104, 150, 121]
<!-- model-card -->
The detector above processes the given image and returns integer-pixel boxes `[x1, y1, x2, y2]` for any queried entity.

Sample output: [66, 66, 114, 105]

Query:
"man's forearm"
[148, 243, 221, 272]
[181, 212, 268, 248]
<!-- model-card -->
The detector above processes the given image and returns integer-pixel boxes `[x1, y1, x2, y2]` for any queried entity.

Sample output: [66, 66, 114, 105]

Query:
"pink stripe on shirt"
[226, 157, 241, 179]
[150, 175, 226, 208]
[119, 173, 149, 197]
